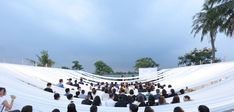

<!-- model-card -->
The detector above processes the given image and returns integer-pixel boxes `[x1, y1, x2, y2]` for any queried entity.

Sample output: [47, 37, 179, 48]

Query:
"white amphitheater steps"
[0, 62, 234, 112]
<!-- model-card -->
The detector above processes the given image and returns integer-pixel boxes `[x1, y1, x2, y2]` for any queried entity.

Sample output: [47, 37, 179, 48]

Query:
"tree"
[178, 48, 221, 66]
[72, 60, 83, 70]
[94, 61, 113, 75]
[134, 57, 159, 71]
[192, 3, 222, 63]
[206, 0, 234, 36]
[37, 50, 55, 67]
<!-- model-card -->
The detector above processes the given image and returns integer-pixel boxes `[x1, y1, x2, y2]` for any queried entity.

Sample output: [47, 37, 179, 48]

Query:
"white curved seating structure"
[0, 62, 234, 112]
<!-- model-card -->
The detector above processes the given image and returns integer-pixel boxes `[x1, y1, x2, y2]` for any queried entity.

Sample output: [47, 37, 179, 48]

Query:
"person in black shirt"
[81, 95, 93, 105]
[128, 89, 136, 104]
[44, 83, 53, 93]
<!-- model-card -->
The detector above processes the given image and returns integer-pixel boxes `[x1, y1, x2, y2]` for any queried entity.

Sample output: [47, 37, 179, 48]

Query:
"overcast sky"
[0, 0, 233, 72]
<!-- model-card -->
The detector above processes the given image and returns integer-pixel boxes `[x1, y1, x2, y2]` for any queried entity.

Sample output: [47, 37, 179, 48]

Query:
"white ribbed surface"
[0, 62, 234, 112]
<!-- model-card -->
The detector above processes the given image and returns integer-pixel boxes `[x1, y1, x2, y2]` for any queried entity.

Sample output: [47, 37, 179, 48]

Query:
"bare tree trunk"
[210, 33, 216, 63]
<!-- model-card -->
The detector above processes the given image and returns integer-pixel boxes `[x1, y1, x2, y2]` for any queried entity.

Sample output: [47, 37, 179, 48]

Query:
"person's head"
[144, 106, 154, 112]
[81, 90, 85, 94]
[158, 96, 166, 104]
[119, 88, 125, 94]
[90, 105, 97, 112]
[148, 95, 156, 106]
[93, 96, 101, 106]
[0, 87, 6, 96]
[170, 89, 175, 94]
[162, 89, 167, 95]
[59, 79, 63, 83]
[75, 91, 80, 96]
[129, 89, 134, 95]
[183, 95, 191, 102]
[21, 105, 33, 112]
[67, 103, 77, 112]
[104, 88, 108, 94]
[68, 78, 72, 82]
[47, 83, 52, 88]
[67, 94, 73, 100]
[171, 95, 180, 104]
[65, 88, 70, 94]
[168, 85, 172, 88]
[156, 89, 160, 94]
[129, 104, 138, 112]
[54, 93, 60, 100]
[180, 89, 185, 94]
[52, 108, 60, 112]
[198, 105, 210, 112]
[92, 88, 96, 95]
[137, 95, 145, 103]
[174, 106, 184, 112]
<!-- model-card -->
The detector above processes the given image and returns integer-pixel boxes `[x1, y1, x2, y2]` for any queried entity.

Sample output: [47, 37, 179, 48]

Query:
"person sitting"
[67, 102, 77, 112]
[67, 94, 73, 100]
[156, 96, 168, 105]
[92, 96, 102, 106]
[135, 95, 146, 107]
[162, 89, 168, 98]
[174, 106, 184, 112]
[54, 93, 60, 100]
[21, 105, 33, 112]
[101, 89, 109, 101]
[92, 88, 97, 98]
[81, 95, 92, 105]
[128, 89, 136, 104]
[79, 78, 84, 85]
[198, 105, 210, 112]
[87, 92, 93, 100]
[0, 87, 20, 112]
[154, 89, 160, 100]
[66, 78, 73, 86]
[73, 80, 79, 87]
[56, 79, 64, 88]
[74, 91, 80, 98]
[118, 88, 129, 104]
[52, 108, 60, 112]
[183, 95, 191, 102]
[129, 104, 138, 112]
[147, 95, 156, 106]
[115, 95, 127, 107]
[144, 106, 154, 112]
[168, 89, 176, 97]
[44, 83, 53, 93]
[171, 95, 180, 104]
[64, 88, 71, 96]
[145, 88, 153, 100]
[105, 94, 118, 107]
[79, 90, 86, 99]
[90, 105, 97, 112]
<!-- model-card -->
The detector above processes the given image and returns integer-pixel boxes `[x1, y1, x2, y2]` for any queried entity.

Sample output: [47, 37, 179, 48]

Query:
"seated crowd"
[0, 77, 209, 112]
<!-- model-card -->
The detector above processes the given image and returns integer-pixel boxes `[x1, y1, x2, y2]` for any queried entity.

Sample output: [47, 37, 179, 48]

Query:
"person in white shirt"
[79, 90, 86, 99]
[0, 87, 20, 112]
[104, 94, 118, 107]
[101, 89, 109, 101]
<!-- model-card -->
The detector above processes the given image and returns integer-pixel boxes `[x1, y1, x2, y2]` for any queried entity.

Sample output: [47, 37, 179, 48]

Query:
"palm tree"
[37, 50, 55, 67]
[207, 0, 234, 36]
[72, 60, 83, 70]
[192, 3, 222, 63]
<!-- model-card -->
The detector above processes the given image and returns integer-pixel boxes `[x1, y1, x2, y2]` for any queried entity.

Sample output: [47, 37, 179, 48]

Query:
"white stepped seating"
[0, 62, 234, 112]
